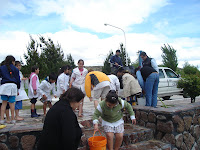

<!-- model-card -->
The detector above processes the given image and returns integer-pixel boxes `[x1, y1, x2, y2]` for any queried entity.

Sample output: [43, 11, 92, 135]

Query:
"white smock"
[16, 71, 29, 101]
[71, 67, 88, 93]
[38, 79, 56, 101]
[108, 74, 120, 91]
[57, 73, 70, 97]
[28, 73, 40, 99]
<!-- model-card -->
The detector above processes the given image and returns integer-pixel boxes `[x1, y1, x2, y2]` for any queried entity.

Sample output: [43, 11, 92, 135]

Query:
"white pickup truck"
[158, 67, 183, 100]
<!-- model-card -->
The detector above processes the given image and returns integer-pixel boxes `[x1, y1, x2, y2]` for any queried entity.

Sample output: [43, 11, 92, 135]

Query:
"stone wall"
[85, 66, 103, 72]
[133, 102, 200, 150]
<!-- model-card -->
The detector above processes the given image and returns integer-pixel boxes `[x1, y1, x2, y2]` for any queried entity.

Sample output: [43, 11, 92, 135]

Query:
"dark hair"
[78, 59, 84, 64]
[4, 55, 15, 78]
[58, 65, 71, 75]
[140, 52, 147, 57]
[31, 66, 39, 72]
[116, 67, 124, 73]
[116, 50, 120, 53]
[15, 61, 21, 66]
[49, 73, 57, 81]
[105, 90, 119, 104]
[60, 87, 85, 103]
[1, 61, 5, 66]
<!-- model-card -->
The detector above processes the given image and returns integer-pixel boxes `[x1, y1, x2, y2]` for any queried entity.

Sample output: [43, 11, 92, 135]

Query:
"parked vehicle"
[158, 67, 183, 100]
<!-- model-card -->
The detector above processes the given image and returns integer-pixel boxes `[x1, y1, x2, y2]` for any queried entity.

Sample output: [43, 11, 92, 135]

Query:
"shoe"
[11, 120, 16, 124]
[31, 109, 39, 118]
[0, 120, 5, 125]
[34, 109, 41, 117]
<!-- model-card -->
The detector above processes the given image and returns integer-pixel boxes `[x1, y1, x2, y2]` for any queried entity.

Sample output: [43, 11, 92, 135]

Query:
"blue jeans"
[145, 73, 159, 107]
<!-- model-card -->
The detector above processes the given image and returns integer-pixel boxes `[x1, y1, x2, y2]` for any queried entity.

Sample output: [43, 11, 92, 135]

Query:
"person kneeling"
[93, 90, 136, 150]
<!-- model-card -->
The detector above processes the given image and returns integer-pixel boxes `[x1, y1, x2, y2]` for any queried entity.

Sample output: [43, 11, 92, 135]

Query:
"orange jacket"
[85, 71, 110, 97]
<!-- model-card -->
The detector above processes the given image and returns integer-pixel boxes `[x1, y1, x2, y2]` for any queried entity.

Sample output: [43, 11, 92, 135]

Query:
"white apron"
[28, 73, 40, 99]
[57, 73, 69, 97]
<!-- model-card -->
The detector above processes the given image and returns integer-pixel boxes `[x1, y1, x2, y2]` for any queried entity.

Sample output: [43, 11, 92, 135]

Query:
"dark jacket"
[37, 100, 82, 150]
[0, 64, 20, 89]
[141, 66, 157, 81]
[110, 55, 123, 68]
[142, 57, 152, 68]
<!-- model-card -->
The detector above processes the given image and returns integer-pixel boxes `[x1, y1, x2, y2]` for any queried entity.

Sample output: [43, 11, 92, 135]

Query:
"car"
[158, 67, 183, 100]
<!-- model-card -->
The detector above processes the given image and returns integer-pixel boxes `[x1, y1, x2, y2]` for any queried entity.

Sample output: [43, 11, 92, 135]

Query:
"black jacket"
[37, 100, 82, 150]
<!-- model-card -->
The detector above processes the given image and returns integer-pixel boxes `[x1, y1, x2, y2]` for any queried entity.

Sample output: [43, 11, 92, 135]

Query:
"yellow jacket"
[85, 71, 110, 97]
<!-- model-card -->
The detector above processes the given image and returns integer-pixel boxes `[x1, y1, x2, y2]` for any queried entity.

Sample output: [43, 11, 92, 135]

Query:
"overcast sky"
[0, 0, 200, 68]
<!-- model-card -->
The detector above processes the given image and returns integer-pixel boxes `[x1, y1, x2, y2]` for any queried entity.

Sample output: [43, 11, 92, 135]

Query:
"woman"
[70, 59, 88, 117]
[37, 88, 85, 150]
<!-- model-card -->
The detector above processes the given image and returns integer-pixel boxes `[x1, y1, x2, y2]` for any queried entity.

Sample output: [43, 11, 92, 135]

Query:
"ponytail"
[4, 55, 15, 78]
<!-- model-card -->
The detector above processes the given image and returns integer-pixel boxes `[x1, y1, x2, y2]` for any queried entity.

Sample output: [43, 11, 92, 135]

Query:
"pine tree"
[119, 43, 131, 66]
[102, 50, 114, 74]
[161, 44, 178, 71]
[65, 53, 76, 69]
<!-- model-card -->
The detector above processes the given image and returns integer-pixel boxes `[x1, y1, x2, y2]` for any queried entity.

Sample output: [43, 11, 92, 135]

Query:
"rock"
[156, 115, 167, 120]
[21, 135, 36, 150]
[0, 143, 8, 150]
[183, 116, 193, 131]
[180, 142, 187, 150]
[175, 134, 183, 148]
[138, 120, 145, 127]
[123, 134, 130, 146]
[148, 112, 156, 123]
[146, 123, 156, 133]
[196, 108, 200, 115]
[190, 125, 194, 135]
[0, 134, 7, 143]
[135, 110, 141, 120]
[193, 125, 200, 139]
[181, 111, 194, 117]
[130, 132, 138, 144]
[172, 115, 184, 133]
[157, 121, 174, 133]
[183, 132, 195, 150]
[9, 135, 19, 148]
[193, 115, 198, 125]
[197, 138, 200, 147]
[162, 133, 175, 145]
[140, 111, 148, 122]
[156, 132, 163, 140]
[191, 142, 198, 150]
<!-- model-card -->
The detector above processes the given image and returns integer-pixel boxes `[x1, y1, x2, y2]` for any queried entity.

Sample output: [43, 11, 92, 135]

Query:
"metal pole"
[104, 23, 128, 66]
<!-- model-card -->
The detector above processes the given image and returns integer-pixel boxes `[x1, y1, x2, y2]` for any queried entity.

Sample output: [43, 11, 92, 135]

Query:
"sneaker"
[0, 120, 5, 125]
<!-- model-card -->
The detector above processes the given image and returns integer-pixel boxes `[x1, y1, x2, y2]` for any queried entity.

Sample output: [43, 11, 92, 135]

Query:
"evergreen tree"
[102, 50, 113, 74]
[119, 43, 131, 66]
[161, 44, 178, 71]
[65, 53, 76, 69]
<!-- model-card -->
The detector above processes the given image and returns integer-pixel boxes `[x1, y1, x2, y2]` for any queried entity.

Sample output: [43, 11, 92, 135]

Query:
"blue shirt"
[0, 64, 20, 89]
[110, 55, 123, 68]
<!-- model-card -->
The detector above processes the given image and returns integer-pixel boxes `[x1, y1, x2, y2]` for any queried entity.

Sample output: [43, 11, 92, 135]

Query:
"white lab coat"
[108, 74, 120, 91]
[16, 71, 29, 101]
[28, 73, 40, 99]
[71, 67, 88, 93]
[38, 79, 56, 101]
[57, 73, 70, 97]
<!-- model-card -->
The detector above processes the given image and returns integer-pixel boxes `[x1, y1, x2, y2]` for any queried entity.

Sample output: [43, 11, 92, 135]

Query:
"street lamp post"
[104, 23, 128, 66]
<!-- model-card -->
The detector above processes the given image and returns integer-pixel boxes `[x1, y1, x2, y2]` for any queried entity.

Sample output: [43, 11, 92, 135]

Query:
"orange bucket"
[88, 130, 107, 150]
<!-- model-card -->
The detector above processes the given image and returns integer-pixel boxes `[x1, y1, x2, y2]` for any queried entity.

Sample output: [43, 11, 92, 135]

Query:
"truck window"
[165, 69, 178, 78]
[159, 69, 165, 78]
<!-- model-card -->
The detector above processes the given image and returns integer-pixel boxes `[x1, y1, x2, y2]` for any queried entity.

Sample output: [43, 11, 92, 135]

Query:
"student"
[85, 71, 110, 108]
[93, 90, 136, 150]
[28, 66, 40, 118]
[57, 65, 71, 97]
[108, 72, 120, 92]
[70, 59, 88, 117]
[38, 73, 57, 116]
[116, 68, 142, 105]
[0, 55, 20, 124]
[15, 61, 29, 121]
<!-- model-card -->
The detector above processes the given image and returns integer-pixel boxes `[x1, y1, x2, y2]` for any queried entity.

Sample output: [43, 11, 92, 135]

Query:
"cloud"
[0, 29, 200, 68]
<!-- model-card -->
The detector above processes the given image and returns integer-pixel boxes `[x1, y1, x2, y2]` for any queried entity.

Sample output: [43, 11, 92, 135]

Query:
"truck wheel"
[162, 96, 171, 100]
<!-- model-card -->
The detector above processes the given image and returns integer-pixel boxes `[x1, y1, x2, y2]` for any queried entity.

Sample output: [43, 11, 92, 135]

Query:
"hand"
[89, 97, 93, 102]
[43, 95, 47, 100]
[115, 62, 119, 66]
[34, 90, 37, 95]
[94, 124, 98, 131]
[132, 119, 136, 125]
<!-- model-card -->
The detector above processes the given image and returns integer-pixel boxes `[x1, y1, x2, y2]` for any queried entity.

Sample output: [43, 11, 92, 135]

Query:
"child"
[0, 55, 20, 124]
[38, 73, 57, 116]
[85, 71, 110, 108]
[108, 72, 120, 92]
[93, 90, 136, 150]
[15, 61, 29, 121]
[70, 59, 88, 117]
[28, 66, 40, 118]
[57, 65, 71, 97]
